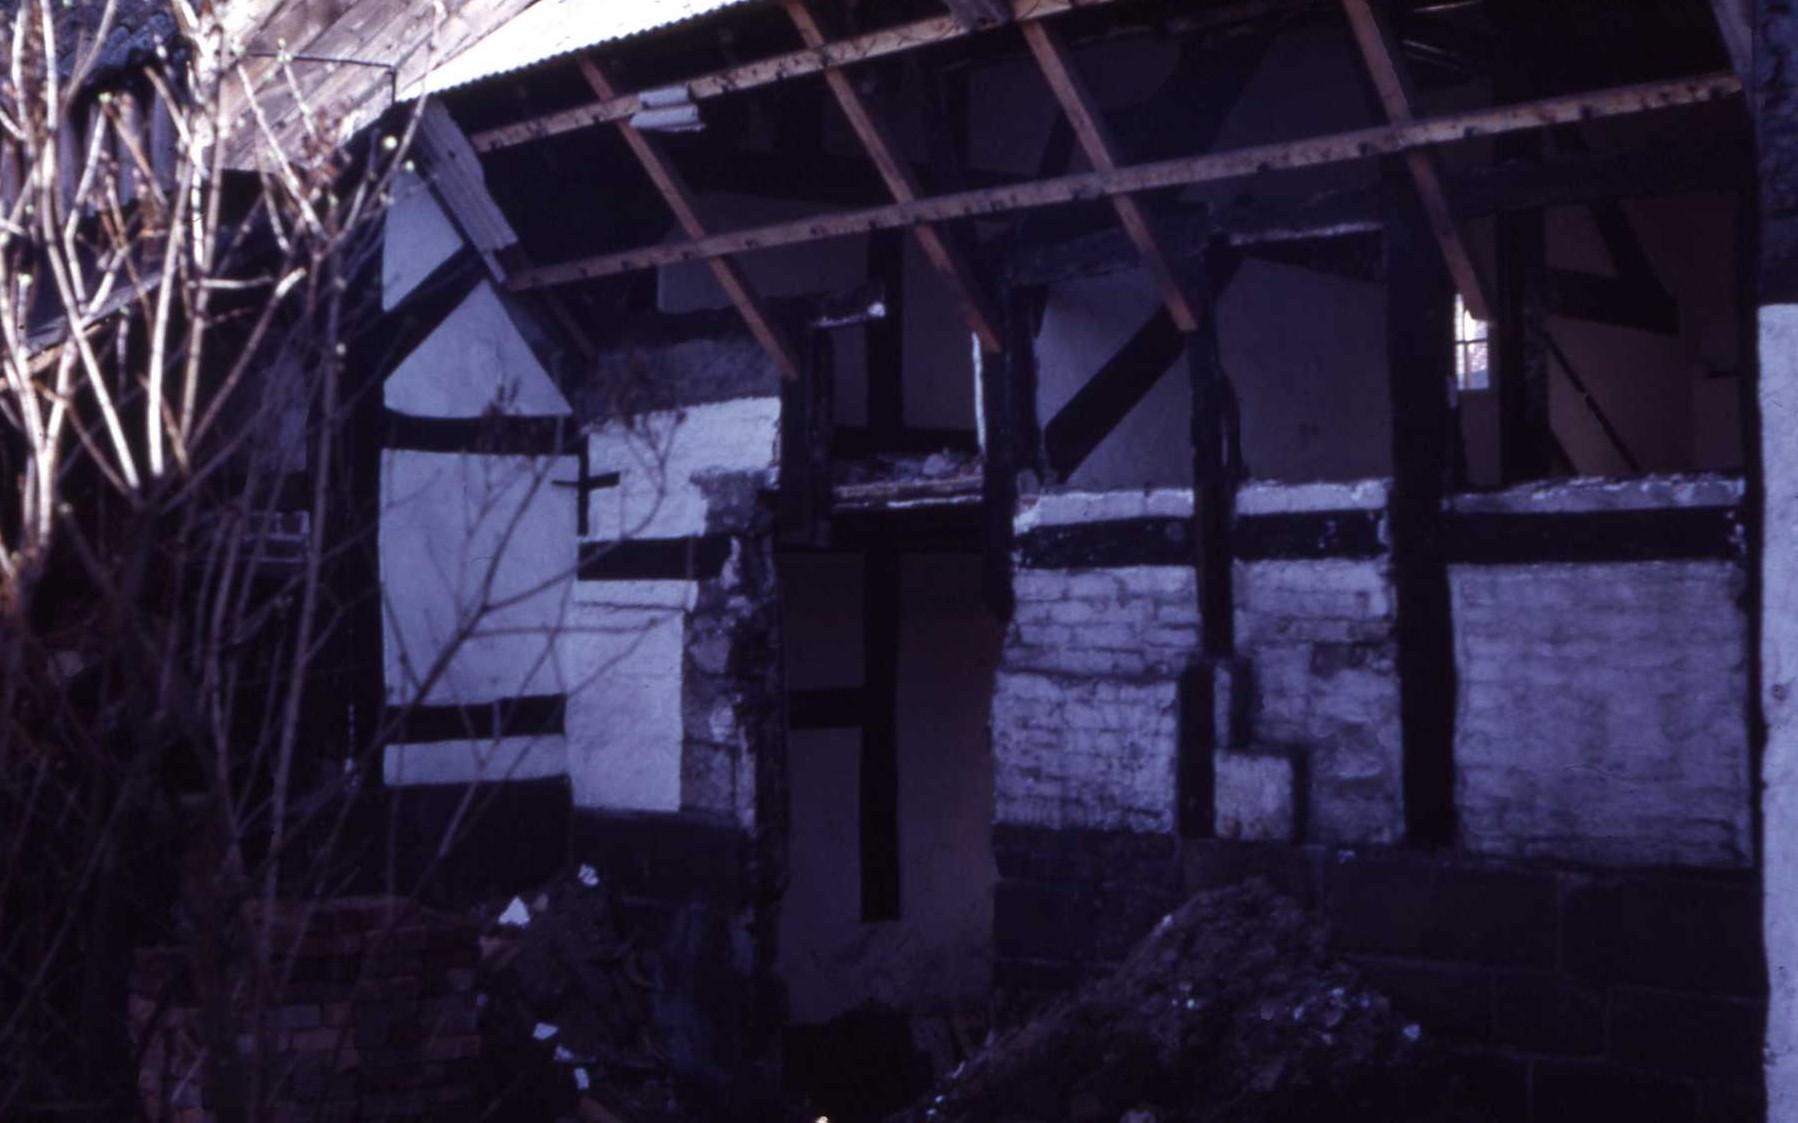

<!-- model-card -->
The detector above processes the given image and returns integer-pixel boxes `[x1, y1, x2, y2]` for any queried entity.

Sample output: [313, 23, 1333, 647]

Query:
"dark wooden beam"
[1040, 255, 1240, 480]
[575, 56, 803, 381]
[782, 0, 1004, 352]
[468, 0, 1136, 153]
[778, 329, 835, 547]
[867, 230, 907, 438]
[1544, 268, 1680, 336]
[1343, 0, 1491, 319]
[860, 545, 902, 922]
[1022, 19, 1201, 330]
[1385, 163, 1458, 850]
[509, 75, 1742, 291]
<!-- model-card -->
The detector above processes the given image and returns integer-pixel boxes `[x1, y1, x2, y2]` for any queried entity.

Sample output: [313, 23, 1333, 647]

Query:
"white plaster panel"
[560, 601, 685, 812]
[380, 450, 576, 706]
[584, 397, 780, 541]
[382, 735, 567, 787]
[1453, 560, 1751, 868]
[1760, 303, 1798, 1115]
[384, 282, 572, 418]
[382, 171, 461, 311]
[1015, 488, 1195, 531]
[1236, 478, 1390, 515]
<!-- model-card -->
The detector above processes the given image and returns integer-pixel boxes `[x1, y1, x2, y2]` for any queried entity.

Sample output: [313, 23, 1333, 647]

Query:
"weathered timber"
[577, 56, 802, 380]
[469, 0, 1135, 153]
[509, 74, 1742, 290]
[1023, 19, 1200, 330]
[1343, 0, 1491, 319]
[781, 0, 1003, 351]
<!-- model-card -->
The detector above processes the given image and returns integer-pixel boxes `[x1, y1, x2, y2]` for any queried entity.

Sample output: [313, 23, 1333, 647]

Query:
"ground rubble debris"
[892, 880, 1493, 1123]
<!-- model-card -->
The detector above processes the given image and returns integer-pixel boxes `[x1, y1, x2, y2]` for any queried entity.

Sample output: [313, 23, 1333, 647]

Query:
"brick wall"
[992, 565, 1199, 834]
[1449, 478, 1750, 869]
[131, 898, 482, 1123]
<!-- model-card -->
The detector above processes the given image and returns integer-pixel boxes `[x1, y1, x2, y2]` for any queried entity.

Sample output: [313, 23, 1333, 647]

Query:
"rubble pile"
[472, 869, 687, 1123]
[900, 881, 1487, 1123]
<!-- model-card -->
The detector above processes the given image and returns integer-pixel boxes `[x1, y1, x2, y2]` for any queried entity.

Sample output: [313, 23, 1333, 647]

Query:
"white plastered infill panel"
[560, 601, 684, 812]
[384, 282, 573, 419]
[585, 397, 780, 541]
[380, 450, 577, 706]
[382, 171, 463, 311]
[383, 735, 568, 787]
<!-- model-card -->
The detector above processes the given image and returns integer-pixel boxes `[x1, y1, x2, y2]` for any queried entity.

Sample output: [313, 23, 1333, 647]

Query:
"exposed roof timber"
[1006, 138, 1749, 286]
[468, 0, 1135, 154]
[1342, 0, 1490, 320]
[780, 0, 1004, 352]
[575, 56, 802, 380]
[508, 73, 1741, 291]
[1022, 19, 1201, 332]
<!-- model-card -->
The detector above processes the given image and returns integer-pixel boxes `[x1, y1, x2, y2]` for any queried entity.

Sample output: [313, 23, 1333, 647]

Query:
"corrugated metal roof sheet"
[417, 0, 764, 95]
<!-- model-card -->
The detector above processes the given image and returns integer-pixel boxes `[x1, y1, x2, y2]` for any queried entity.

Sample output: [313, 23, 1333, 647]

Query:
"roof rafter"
[575, 55, 802, 380]
[468, 0, 1135, 154]
[1342, 0, 1490, 320]
[780, 0, 1003, 352]
[1021, 19, 1201, 332]
[508, 73, 1742, 291]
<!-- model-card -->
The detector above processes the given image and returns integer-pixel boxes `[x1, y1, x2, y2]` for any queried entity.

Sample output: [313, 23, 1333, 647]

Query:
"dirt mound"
[900, 880, 1486, 1123]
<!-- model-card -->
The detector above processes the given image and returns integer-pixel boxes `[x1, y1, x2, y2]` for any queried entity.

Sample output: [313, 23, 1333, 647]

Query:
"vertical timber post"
[981, 284, 1037, 621]
[778, 325, 834, 547]
[1179, 247, 1234, 839]
[860, 544, 902, 921]
[1386, 164, 1459, 849]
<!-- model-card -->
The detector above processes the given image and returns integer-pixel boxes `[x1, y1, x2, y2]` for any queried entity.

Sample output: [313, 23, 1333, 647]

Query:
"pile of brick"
[130, 896, 483, 1122]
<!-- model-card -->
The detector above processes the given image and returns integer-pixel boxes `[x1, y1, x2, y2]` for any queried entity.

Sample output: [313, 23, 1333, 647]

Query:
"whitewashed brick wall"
[1237, 558, 1402, 844]
[992, 566, 1198, 832]
[1453, 559, 1751, 868]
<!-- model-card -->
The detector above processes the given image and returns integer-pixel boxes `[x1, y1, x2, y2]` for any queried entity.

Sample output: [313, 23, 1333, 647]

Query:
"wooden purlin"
[508, 73, 1742, 291]
[1342, 0, 1491, 320]
[468, 0, 1134, 153]
[574, 56, 801, 381]
[1021, 19, 1200, 332]
[780, 0, 1002, 353]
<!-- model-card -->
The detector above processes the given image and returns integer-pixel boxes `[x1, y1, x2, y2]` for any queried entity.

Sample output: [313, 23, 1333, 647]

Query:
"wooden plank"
[1022, 19, 1200, 331]
[576, 56, 801, 381]
[510, 74, 1742, 291]
[1342, 0, 1490, 320]
[781, 0, 1003, 352]
[469, 0, 1134, 153]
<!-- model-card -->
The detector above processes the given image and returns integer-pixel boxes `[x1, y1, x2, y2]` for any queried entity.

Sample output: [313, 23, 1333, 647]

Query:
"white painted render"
[1762, 302, 1798, 1115]
[382, 171, 462, 311]
[561, 601, 686, 813]
[584, 397, 780, 541]
[384, 282, 572, 418]
[380, 450, 576, 707]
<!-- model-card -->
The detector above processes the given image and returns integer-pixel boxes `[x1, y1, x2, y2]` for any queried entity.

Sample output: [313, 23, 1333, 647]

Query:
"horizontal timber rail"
[508, 72, 1741, 291]
[469, 0, 1131, 153]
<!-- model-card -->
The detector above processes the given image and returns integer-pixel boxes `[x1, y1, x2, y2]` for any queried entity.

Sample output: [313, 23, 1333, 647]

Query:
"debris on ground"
[895, 880, 1491, 1123]
[472, 873, 686, 1122]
